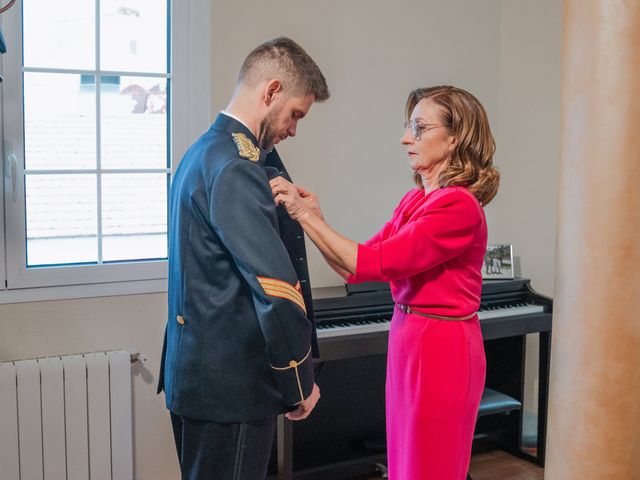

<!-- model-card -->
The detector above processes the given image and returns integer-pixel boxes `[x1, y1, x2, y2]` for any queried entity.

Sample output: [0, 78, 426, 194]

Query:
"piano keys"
[315, 303, 545, 338]
[314, 278, 551, 342]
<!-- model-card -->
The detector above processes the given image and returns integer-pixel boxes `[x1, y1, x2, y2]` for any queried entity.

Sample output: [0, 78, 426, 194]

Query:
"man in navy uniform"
[158, 37, 329, 479]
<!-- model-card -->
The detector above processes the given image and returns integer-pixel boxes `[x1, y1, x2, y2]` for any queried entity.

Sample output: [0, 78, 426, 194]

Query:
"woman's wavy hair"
[405, 86, 499, 205]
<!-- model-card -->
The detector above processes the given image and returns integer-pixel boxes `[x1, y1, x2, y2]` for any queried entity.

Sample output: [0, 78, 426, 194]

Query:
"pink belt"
[395, 303, 477, 321]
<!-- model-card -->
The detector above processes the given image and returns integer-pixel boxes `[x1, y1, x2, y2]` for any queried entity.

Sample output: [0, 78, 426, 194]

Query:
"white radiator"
[0, 350, 133, 480]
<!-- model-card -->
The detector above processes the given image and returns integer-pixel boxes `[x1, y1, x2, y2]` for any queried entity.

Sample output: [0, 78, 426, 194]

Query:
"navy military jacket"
[263, 149, 319, 358]
[158, 113, 315, 422]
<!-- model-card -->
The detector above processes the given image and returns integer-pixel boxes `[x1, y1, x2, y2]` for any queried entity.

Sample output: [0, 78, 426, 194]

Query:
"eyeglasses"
[403, 119, 447, 141]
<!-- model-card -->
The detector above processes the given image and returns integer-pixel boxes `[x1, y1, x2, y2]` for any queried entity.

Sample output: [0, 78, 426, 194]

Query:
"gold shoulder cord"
[231, 132, 260, 162]
[270, 347, 312, 402]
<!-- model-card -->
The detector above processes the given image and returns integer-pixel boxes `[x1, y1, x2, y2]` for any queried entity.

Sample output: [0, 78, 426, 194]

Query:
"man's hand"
[285, 383, 320, 421]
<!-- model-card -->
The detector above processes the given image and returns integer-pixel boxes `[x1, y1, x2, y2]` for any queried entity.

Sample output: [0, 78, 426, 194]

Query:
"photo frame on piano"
[482, 244, 514, 279]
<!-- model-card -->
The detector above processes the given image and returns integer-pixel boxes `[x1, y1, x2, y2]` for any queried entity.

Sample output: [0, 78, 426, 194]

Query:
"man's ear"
[264, 79, 283, 106]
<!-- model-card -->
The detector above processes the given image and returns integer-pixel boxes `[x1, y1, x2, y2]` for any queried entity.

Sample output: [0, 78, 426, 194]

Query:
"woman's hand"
[270, 177, 324, 221]
[294, 185, 324, 220]
[271, 176, 357, 276]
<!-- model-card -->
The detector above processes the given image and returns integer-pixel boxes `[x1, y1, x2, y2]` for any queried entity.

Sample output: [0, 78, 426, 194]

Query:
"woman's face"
[401, 98, 456, 179]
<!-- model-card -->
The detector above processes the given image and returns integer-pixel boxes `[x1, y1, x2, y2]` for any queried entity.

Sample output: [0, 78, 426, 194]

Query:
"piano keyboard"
[316, 318, 391, 338]
[316, 303, 545, 339]
[478, 303, 544, 319]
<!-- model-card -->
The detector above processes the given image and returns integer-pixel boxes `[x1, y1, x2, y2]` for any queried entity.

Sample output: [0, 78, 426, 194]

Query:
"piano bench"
[478, 388, 522, 417]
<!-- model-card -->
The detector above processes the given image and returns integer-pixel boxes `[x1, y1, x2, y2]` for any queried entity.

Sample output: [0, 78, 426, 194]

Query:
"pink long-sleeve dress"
[348, 186, 487, 480]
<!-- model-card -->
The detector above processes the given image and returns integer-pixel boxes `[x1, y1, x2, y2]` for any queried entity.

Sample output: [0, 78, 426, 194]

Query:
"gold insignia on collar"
[231, 133, 260, 162]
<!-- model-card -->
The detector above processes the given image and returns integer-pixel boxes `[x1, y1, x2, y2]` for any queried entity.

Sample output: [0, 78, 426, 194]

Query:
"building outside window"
[0, 0, 210, 301]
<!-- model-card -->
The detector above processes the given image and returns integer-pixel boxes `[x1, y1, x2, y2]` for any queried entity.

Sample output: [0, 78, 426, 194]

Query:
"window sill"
[0, 278, 167, 305]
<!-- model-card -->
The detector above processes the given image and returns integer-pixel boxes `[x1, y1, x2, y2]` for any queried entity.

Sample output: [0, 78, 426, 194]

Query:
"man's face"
[258, 93, 315, 151]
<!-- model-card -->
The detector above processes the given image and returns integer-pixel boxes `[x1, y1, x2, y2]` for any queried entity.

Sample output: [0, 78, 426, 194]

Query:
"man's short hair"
[239, 37, 330, 102]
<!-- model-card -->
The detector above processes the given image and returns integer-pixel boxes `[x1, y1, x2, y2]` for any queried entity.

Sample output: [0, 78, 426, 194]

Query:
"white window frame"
[0, 91, 6, 293]
[0, 0, 211, 303]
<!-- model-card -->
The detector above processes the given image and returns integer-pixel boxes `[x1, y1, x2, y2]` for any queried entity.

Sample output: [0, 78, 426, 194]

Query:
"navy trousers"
[170, 412, 276, 480]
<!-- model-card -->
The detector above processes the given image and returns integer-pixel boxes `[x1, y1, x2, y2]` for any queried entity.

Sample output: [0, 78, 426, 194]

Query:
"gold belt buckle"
[397, 303, 411, 314]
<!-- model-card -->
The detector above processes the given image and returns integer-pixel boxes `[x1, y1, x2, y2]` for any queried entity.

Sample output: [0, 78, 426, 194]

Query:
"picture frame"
[482, 244, 514, 279]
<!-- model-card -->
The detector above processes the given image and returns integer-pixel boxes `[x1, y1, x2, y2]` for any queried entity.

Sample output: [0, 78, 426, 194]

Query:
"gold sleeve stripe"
[258, 281, 306, 313]
[261, 285, 306, 313]
[257, 276, 306, 314]
[267, 291, 307, 314]
[270, 347, 313, 402]
[258, 276, 302, 294]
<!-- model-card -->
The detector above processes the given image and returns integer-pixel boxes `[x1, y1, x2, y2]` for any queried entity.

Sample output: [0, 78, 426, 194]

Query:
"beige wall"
[496, 0, 562, 414]
[211, 0, 561, 296]
[495, 0, 562, 297]
[212, 0, 503, 288]
[0, 293, 177, 480]
[0, 1, 561, 478]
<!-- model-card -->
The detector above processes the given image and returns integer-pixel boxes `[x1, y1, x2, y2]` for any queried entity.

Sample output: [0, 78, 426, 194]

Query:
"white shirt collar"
[220, 110, 252, 133]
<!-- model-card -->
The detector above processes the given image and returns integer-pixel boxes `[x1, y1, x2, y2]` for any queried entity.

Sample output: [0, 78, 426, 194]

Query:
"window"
[0, 0, 211, 301]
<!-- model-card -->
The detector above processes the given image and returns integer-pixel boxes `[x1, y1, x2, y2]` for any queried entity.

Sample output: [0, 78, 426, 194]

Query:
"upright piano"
[273, 278, 552, 480]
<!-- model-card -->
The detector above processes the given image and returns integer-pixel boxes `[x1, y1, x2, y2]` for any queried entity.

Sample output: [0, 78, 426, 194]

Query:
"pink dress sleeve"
[354, 190, 482, 283]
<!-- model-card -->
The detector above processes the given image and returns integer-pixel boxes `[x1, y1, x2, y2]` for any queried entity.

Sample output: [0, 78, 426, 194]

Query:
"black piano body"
[271, 278, 552, 479]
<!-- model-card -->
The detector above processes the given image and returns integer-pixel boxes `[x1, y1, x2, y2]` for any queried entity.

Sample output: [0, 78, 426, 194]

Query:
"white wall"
[0, 1, 561, 478]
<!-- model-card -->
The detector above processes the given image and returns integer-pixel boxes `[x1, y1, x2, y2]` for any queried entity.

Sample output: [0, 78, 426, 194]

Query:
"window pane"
[23, 0, 95, 70]
[101, 76, 167, 169]
[26, 175, 98, 266]
[24, 73, 97, 170]
[102, 173, 167, 262]
[100, 0, 168, 73]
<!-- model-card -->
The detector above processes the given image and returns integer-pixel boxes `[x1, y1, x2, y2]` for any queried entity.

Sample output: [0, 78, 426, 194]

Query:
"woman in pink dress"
[271, 85, 500, 479]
